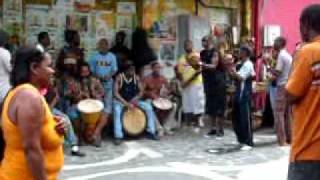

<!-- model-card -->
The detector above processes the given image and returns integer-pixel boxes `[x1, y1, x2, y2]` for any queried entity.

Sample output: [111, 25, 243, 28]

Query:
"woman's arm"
[16, 90, 47, 180]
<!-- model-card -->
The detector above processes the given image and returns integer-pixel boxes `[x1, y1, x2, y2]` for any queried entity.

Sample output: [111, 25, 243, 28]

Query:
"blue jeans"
[269, 85, 277, 116]
[103, 82, 113, 114]
[52, 108, 78, 146]
[113, 100, 157, 139]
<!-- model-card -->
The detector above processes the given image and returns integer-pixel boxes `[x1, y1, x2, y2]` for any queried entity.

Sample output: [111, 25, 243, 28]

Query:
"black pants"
[232, 97, 253, 146]
[288, 161, 320, 180]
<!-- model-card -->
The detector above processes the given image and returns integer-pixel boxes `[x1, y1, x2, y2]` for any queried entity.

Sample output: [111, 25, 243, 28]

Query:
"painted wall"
[259, 0, 319, 53]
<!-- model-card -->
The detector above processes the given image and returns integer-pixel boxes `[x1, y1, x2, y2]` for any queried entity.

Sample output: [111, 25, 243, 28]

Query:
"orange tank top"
[0, 84, 64, 180]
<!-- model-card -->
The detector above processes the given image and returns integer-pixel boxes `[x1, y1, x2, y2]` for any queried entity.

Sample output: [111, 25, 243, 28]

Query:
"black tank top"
[119, 73, 139, 101]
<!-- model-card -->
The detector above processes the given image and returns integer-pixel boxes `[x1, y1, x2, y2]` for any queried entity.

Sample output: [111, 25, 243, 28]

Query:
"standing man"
[0, 30, 11, 104]
[110, 31, 131, 73]
[272, 37, 293, 146]
[177, 39, 205, 132]
[200, 36, 227, 137]
[89, 38, 118, 145]
[36, 31, 51, 52]
[229, 46, 255, 151]
[56, 30, 85, 75]
[286, 4, 320, 180]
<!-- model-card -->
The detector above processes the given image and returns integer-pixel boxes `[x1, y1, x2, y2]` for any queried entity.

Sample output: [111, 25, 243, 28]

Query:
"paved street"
[60, 127, 290, 180]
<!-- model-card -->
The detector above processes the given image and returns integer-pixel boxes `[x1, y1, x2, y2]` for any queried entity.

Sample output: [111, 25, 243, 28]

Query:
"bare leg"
[93, 113, 109, 146]
[72, 119, 82, 145]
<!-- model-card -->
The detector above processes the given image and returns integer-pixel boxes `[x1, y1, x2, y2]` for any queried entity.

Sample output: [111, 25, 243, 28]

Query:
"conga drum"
[122, 107, 147, 137]
[152, 98, 173, 123]
[77, 99, 104, 143]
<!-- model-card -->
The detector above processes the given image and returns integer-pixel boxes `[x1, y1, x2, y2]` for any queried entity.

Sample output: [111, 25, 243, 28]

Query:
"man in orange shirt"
[286, 4, 320, 180]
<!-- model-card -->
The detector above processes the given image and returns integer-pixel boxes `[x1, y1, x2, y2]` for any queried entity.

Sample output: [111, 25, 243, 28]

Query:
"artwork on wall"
[159, 41, 176, 63]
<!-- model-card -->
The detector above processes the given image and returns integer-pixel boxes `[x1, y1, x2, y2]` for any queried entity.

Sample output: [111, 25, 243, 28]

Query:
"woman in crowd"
[0, 47, 64, 179]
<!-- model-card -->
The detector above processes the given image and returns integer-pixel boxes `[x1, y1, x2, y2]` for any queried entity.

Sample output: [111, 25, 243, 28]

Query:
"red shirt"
[143, 75, 168, 99]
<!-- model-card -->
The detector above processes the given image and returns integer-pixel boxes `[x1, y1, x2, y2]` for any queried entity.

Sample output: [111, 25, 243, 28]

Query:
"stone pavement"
[60, 127, 290, 180]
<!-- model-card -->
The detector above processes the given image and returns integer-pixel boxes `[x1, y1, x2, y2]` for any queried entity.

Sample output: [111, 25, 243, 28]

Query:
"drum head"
[77, 99, 104, 114]
[152, 98, 173, 110]
[122, 107, 147, 136]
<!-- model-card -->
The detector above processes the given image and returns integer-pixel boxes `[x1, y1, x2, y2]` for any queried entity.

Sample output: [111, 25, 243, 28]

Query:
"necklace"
[122, 74, 133, 83]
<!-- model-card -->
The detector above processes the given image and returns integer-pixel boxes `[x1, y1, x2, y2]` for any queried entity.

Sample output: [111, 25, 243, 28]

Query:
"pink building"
[254, 0, 320, 54]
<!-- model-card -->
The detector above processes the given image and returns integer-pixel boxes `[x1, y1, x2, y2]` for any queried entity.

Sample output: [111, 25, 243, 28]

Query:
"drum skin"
[122, 107, 147, 137]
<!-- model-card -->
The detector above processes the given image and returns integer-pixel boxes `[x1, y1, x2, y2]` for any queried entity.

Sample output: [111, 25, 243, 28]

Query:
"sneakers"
[240, 145, 253, 151]
[71, 146, 86, 157]
[147, 133, 160, 141]
[114, 139, 123, 146]
[204, 129, 217, 138]
[217, 129, 224, 137]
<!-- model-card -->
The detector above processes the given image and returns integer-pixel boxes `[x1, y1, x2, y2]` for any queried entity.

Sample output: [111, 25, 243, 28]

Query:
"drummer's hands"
[54, 116, 67, 136]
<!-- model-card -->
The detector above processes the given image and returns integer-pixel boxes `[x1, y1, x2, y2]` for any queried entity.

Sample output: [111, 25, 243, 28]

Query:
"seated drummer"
[143, 62, 178, 136]
[45, 87, 85, 157]
[113, 61, 160, 145]
[78, 62, 107, 147]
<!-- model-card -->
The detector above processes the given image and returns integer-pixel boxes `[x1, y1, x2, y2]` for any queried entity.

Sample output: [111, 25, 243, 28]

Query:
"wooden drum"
[77, 99, 104, 125]
[122, 107, 147, 137]
[152, 98, 173, 122]
[77, 99, 104, 143]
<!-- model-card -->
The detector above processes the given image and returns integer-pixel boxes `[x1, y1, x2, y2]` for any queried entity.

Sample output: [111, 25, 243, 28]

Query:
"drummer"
[113, 61, 159, 145]
[143, 61, 177, 136]
[78, 62, 107, 147]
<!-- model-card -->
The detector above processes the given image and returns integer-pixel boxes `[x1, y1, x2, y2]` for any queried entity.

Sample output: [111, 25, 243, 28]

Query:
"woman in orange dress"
[0, 47, 64, 180]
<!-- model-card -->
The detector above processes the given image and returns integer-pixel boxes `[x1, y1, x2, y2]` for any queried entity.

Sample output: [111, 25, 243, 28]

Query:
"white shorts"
[182, 84, 205, 114]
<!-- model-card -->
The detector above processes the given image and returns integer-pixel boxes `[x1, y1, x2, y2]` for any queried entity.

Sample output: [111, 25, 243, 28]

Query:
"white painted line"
[66, 166, 233, 180]
[63, 142, 163, 171]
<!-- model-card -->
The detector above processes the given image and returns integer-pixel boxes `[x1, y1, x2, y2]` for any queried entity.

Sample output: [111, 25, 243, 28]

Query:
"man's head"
[79, 62, 91, 78]
[184, 39, 193, 53]
[151, 61, 162, 77]
[98, 38, 109, 54]
[273, 37, 287, 51]
[300, 4, 320, 42]
[123, 61, 136, 77]
[239, 46, 251, 61]
[202, 35, 212, 49]
[38, 31, 50, 48]
[115, 31, 126, 45]
[65, 30, 80, 47]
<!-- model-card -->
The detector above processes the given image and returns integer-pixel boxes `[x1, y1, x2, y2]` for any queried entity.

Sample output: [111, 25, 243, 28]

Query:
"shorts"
[182, 84, 205, 114]
[288, 161, 320, 180]
[205, 93, 226, 117]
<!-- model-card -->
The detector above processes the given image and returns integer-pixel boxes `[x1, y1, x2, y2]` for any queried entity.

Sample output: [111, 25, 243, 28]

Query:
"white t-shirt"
[276, 49, 292, 86]
[0, 47, 11, 103]
[237, 59, 255, 97]
[237, 59, 256, 80]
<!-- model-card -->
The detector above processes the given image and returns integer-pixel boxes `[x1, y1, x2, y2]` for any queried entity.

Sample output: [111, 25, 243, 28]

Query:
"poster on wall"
[95, 10, 115, 43]
[143, 0, 193, 40]
[117, 2, 136, 14]
[159, 41, 176, 63]
[25, 5, 64, 60]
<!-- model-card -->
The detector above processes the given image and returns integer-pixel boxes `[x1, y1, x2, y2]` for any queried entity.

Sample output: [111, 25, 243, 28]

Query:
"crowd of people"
[0, 4, 319, 180]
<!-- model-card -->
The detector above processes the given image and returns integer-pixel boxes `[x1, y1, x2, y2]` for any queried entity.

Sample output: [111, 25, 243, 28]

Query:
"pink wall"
[259, 0, 319, 53]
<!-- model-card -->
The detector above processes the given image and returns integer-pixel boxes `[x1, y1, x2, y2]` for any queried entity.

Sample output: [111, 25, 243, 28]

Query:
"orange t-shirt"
[286, 36, 320, 162]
